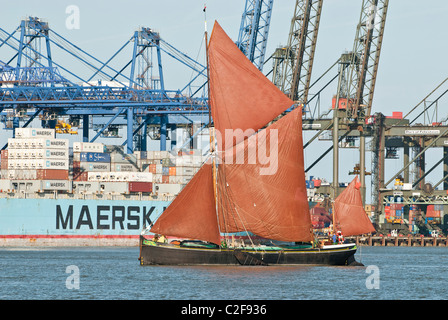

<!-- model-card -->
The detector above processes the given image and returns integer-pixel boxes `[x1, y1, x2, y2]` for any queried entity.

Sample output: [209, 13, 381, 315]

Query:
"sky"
[1, 0, 448, 202]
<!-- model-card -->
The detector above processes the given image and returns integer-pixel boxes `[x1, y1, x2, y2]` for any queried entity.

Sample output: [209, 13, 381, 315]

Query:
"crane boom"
[236, 0, 274, 71]
[272, 0, 323, 103]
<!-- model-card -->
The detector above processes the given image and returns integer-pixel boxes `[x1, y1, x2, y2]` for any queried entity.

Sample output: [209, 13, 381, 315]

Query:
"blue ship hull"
[0, 198, 170, 245]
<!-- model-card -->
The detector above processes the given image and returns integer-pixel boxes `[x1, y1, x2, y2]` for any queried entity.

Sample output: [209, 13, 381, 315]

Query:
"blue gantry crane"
[0, 17, 208, 153]
[236, 0, 274, 71]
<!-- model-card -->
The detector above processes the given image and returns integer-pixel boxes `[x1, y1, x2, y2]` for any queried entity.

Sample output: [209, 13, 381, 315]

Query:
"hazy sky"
[1, 0, 448, 201]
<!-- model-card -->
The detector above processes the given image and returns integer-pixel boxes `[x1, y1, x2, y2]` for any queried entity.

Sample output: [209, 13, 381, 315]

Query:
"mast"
[204, 5, 219, 226]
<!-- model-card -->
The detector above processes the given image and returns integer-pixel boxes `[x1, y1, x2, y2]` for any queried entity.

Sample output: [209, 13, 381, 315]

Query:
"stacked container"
[73, 143, 107, 181]
[3, 128, 70, 191]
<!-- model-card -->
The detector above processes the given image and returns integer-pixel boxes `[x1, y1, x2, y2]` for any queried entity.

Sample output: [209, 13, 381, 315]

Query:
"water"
[1, 246, 448, 300]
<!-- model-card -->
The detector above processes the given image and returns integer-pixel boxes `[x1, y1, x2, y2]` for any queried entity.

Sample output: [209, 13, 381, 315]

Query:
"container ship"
[0, 128, 204, 246]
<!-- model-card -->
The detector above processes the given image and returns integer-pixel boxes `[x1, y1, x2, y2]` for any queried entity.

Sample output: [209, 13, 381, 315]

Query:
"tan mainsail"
[208, 21, 294, 151]
[334, 176, 375, 236]
[150, 164, 220, 245]
[217, 108, 312, 242]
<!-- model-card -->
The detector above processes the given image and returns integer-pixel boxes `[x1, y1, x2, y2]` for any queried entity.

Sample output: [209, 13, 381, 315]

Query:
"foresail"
[334, 176, 375, 236]
[208, 21, 294, 151]
[216, 107, 313, 242]
[150, 164, 221, 245]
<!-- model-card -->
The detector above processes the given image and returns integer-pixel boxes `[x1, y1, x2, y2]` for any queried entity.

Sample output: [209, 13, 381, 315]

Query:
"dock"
[346, 236, 448, 247]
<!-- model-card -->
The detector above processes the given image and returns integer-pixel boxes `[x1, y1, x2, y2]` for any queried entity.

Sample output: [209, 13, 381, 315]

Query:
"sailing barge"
[139, 22, 373, 267]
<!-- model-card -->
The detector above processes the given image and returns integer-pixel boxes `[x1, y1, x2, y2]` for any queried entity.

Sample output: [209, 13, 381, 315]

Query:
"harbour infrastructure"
[0, 1, 447, 245]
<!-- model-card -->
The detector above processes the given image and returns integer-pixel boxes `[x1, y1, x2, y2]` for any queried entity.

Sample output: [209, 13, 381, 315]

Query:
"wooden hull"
[138, 237, 362, 266]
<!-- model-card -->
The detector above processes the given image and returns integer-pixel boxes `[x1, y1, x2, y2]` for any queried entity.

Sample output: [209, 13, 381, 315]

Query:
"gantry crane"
[0, 17, 208, 153]
[236, 0, 274, 71]
[271, 0, 323, 104]
[331, 0, 389, 215]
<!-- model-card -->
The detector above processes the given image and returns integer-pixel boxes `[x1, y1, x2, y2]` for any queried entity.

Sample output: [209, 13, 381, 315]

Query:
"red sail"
[216, 107, 313, 242]
[334, 176, 375, 236]
[150, 164, 221, 245]
[208, 21, 294, 150]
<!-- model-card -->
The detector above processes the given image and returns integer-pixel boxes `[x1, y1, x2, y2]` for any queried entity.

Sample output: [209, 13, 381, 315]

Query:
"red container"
[392, 112, 403, 119]
[129, 182, 152, 193]
[391, 203, 403, 210]
[72, 161, 80, 168]
[36, 169, 69, 180]
[313, 179, 321, 187]
[1, 150, 8, 158]
[169, 167, 176, 176]
[148, 164, 157, 174]
[162, 175, 170, 183]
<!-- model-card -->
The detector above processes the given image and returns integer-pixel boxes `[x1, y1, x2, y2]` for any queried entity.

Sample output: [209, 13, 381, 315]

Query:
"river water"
[1, 246, 447, 301]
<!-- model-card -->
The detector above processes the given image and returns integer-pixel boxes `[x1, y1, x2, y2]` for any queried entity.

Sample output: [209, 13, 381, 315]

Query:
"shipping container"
[34, 149, 69, 160]
[129, 181, 153, 193]
[391, 203, 403, 210]
[110, 153, 137, 164]
[11, 180, 42, 193]
[42, 180, 71, 191]
[15, 128, 55, 139]
[154, 183, 182, 195]
[133, 151, 147, 160]
[72, 181, 99, 192]
[177, 176, 192, 184]
[111, 163, 137, 172]
[129, 172, 153, 182]
[73, 142, 104, 152]
[36, 169, 69, 180]
[39, 159, 69, 170]
[162, 175, 170, 183]
[168, 167, 176, 176]
[98, 181, 128, 193]
[176, 166, 195, 176]
[80, 152, 111, 163]
[29, 138, 69, 149]
[87, 172, 103, 182]
[79, 162, 111, 172]
[0, 179, 11, 191]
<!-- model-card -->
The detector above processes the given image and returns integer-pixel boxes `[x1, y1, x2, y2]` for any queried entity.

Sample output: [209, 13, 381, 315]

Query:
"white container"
[15, 128, 55, 139]
[176, 166, 196, 176]
[72, 181, 100, 193]
[87, 172, 103, 182]
[129, 172, 153, 182]
[154, 183, 182, 195]
[36, 159, 69, 170]
[98, 181, 128, 194]
[8, 138, 19, 149]
[42, 180, 71, 191]
[22, 139, 32, 149]
[0, 179, 11, 191]
[31, 138, 69, 149]
[79, 162, 110, 172]
[35, 149, 69, 160]
[73, 142, 104, 152]
[146, 151, 155, 160]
